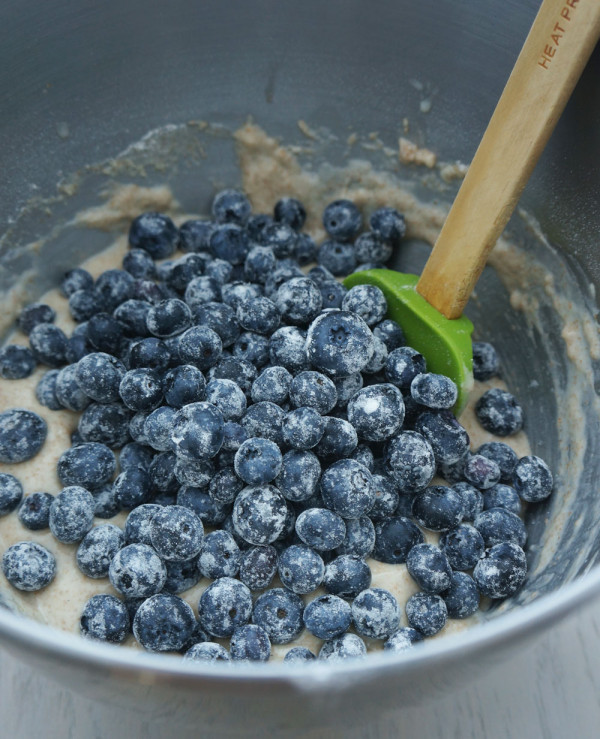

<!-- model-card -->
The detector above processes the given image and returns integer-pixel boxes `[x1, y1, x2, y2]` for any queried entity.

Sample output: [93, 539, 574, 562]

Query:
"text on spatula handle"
[539, 0, 579, 69]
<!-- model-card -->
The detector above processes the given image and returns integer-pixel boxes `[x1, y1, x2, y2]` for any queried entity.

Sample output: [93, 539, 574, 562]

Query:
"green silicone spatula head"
[345, 0, 600, 416]
[344, 270, 474, 414]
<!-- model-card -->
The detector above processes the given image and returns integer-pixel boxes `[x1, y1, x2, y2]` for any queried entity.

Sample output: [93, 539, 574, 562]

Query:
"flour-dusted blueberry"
[178, 326, 223, 371]
[352, 588, 400, 640]
[306, 310, 374, 379]
[134, 593, 196, 652]
[384, 627, 425, 653]
[269, 326, 309, 372]
[273, 197, 306, 231]
[17, 492, 53, 530]
[277, 544, 324, 595]
[210, 357, 258, 397]
[184, 275, 222, 310]
[149, 450, 178, 494]
[289, 371, 337, 415]
[350, 444, 375, 472]
[319, 633, 367, 662]
[0, 345, 36, 380]
[410, 373, 458, 410]
[65, 330, 91, 365]
[443, 572, 480, 619]
[205, 378, 247, 421]
[412, 486, 464, 533]
[342, 285, 387, 328]
[275, 450, 321, 502]
[68, 289, 103, 323]
[35, 370, 63, 411]
[208, 466, 244, 505]
[452, 481, 484, 521]
[54, 364, 90, 412]
[405, 592, 447, 636]
[413, 410, 470, 466]
[275, 277, 322, 327]
[128, 337, 171, 372]
[209, 223, 251, 265]
[28, 323, 68, 367]
[385, 347, 426, 391]
[244, 245, 278, 284]
[171, 401, 224, 461]
[282, 407, 325, 450]
[354, 231, 393, 264]
[163, 365, 206, 407]
[198, 576, 253, 638]
[463, 454, 501, 490]
[175, 457, 215, 488]
[320, 459, 375, 519]
[251, 587, 303, 644]
[49, 486, 95, 544]
[303, 594, 352, 640]
[80, 594, 130, 643]
[184, 642, 230, 662]
[368, 474, 400, 523]
[179, 219, 215, 253]
[212, 189, 251, 225]
[61, 268, 94, 298]
[0, 473, 23, 516]
[198, 529, 240, 579]
[240, 401, 285, 445]
[439, 524, 485, 571]
[18, 303, 57, 339]
[477, 441, 519, 483]
[0, 408, 47, 464]
[333, 372, 363, 408]
[112, 299, 152, 339]
[483, 484, 521, 515]
[205, 258, 233, 286]
[472, 341, 500, 381]
[94, 269, 136, 313]
[295, 508, 346, 551]
[284, 646, 316, 663]
[373, 516, 424, 564]
[163, 558, 201, 595]
[372, 319, 405, 353]
[475, 388, 524, 436]
[149, 505, 204, 562]
[92, 483, 121, 519]
[164, 254, 206, 293]
[124, 504, 162, 545]
[513, 455, 553, 502]
[474, 508, 527, 548]
[2, 541, 56, 592]
[292, 233, 317, 265]
[257, 222, 296, 259]
[336, 516, 376, 558]
[129, 212, 178, 259]
[113, 466, 152, 509]
[317, 280, 346, 311]
[234, 437, 282, 485]
[78, 402, 131, 449]
[57, 442, 116, 491]
[230, 624, 271, 662]
[314, 417, 358, 459]
[406, 543, 452, 594]
[370, 206, 406, 243]
[222, 281, 264, 310]
[134, 279, 166, 305]
[473, 542, 527, 599]
[323, 199, 362, 241]
[146, 299, 192, 339]
[363, 335, 388, 375]
[122, 248, 157, 279]
[232, 485, 288, 545]
[318, 240, 357, 276]
[347, 384, 405, 442]
[324, 555, 371, 599]
[238, 545, 277, 591]
[109, 543, 166, 598]
[76, 524, 124, 579]
[236, 297, 281, 335]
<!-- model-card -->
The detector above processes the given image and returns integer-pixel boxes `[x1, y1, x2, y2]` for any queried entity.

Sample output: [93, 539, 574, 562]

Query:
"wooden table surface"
[1, 592, 599, 739]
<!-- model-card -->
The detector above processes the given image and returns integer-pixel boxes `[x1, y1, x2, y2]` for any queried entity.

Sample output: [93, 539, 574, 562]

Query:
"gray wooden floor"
[2, 592, 600, 739]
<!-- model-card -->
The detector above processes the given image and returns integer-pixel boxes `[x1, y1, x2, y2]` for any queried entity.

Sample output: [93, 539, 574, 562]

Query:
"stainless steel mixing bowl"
[0, 0, 599, 734]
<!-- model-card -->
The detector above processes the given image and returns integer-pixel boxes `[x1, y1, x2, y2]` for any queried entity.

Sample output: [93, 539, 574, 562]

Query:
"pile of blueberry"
[0, 191, 554, 664]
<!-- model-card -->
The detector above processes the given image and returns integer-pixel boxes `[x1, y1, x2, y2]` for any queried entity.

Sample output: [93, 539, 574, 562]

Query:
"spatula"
[344, 0, 600, 415]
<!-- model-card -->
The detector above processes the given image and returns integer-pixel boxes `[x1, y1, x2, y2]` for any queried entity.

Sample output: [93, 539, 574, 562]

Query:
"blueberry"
[212, 189, 251, 225]
[410, 373, 458, 410]
[372, 516, 424, 564]
[252, 587, 304, 644]
[237, 297, 281, 335]
[317, 240, 357, 276]
[473, 542, 527, 598]
[472, 341, 500, 381]
[463, 454, 501, 490]
[163, 365, 206, 407]
[69, 289, 103, 323]
[178, 326, 223, 371]
[294, 233, 319, 265]
[124, 504, 162, 545]
[222, 281, 263, 310]
[477, 441, 519, 483]
[234, 437, 282, 485]
[273, 197, 306, 230]
[284, 647, 316, 663]
[276, 544, 323, 595]
[333, 372, 364, 408]
[240, 401, 285, 445]
[406, 592, 447, 636]
[474, 508, 527, 548]
[48, 486, 95, 543]
[232, 485, 288, 545]
[92, 483, 121, 519]
[78, 402, 132, 449]
[18, 302, 57, 336]
[276, 277, 322, 327]
[238, 545, 277, 591]
[57, 442, 116, 491]
[205, 258, 233, 286]
[86, 313, 124, 355]
[290, 373, 336, 416]
[35, 370, 63, 410]
[413, 410, 470, 466]
[363, 335, 389, 374]
[76, 524, 124, 579]
[320, 459, 375, 519]
[133, 593, 196, 652]
[335, 516, 376, 558]
[295, 508, 346, 551]
[146, 299, 192, 339]
[0, 345, 36, 380]
[475, 388, 524, 436]
[61, 268, 94, 298]
[350, 444, 375, 472]
[175, 457, 216, 488]
[109, 543, 167, 598]
[406, 543, 452, 594]
[210, 357, 258, 397]
[95, 269, 136, 313]
[275, 450, 321, 502]
[452, 481, 484, 521]
[128, 338, 171, 372]
[319, 280, 348, 310]
[351, 587, 400, 640]
[134, 279, 166, 305]
[208, 466, 244, 504]
[0, 473, 23, 515]
[112, 300, 151, 339]
[439, 524, 485, 571]
[368, 474, 400, 522]
[282, 407, 325, 450]
[370, 207, 406, 243]
[323, 199, 362, 241]
[319, 633, 367, 661]
[303, 594, 352, 640]
[342, 286, 387, 328]
[442, 571, 480, 619]
[171, 402, 224, 461]
[210, 224, 251, 265]
[198, 576, 253, 638]
[307, 265, 337, 286]
[80, 594, 130, 643]
[244, 245, 278, 284]
[314, 417, 358, 459]
[513, 455, 553, 502]
[323, 555, 371, 599]
[179, 219, 215, 253]
[184, 275, 222, 310]
[0, 408, 47, 464]
[128, 212, 178, 259]
[54, 364, 89, 412]
[483, 483, 521, 515]
[165, 254, 206, 293]
[385, 347, 426, 391]
[143, 406, 177, 452]
[149, 505, 204, 562]
[198, 530, 240, 579]
[269, 326, 309, 372]
[205, 378, 247, 421]
[29, 323, 68, 367]
[230, 624, 271, 662]
[117, 369, 162, 412]
[384, 629, 426, 658]
[184, 642, 230, 662]
[259, 222, 297, 259]
[411, 485, 464, 533]
[372, 319, 405, 352]
[2, 541, 56, 592]
[122, 248, 157, 279]
[113, 466, 152, 509]
[306, 310, 374, 378]
[17, 491, 53, 530]
[347, 384, 404, 442]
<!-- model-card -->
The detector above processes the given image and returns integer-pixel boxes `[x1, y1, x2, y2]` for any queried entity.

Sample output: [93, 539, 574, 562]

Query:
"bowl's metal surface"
[0, 0, 599, 733]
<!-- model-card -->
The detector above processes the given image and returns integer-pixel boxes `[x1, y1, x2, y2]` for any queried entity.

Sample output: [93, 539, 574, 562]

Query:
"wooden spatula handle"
[417, 0, 600, 320]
